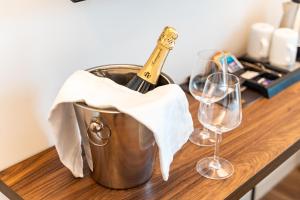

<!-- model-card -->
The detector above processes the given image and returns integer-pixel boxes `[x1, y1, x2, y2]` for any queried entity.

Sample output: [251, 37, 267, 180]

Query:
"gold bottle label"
[137, 26, 178, 84]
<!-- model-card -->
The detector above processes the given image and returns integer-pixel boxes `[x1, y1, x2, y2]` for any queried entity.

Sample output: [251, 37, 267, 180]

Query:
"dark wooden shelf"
[1, 83, 300, 200]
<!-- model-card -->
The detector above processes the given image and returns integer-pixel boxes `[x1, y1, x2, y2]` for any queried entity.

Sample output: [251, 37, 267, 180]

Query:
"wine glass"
[197, 72, 242, 179]
[189, 50, 227, 146]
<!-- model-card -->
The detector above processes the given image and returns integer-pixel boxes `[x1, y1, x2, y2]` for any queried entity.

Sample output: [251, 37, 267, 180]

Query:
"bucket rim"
[73, 64, 173, 114]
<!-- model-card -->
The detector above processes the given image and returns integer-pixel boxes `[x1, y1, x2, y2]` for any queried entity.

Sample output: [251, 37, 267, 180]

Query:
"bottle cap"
[158, 26, 178, 49]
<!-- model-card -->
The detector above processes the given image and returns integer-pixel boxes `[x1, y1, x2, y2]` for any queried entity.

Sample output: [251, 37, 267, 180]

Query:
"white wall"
[0, 0, 284, 170]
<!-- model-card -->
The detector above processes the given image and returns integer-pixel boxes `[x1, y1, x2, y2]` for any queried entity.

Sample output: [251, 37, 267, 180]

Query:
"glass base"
[196, 157, 234, 180]
[189, 128, 215, 146]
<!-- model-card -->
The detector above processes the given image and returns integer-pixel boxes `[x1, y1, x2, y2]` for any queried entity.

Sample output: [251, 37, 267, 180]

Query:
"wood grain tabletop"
[1, 83, 300, 200]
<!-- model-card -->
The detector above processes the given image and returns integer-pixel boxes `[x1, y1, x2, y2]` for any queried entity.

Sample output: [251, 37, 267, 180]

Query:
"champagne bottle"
[126, 26, 178, 93]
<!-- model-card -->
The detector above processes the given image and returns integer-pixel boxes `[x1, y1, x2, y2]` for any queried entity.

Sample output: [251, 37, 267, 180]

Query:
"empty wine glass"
[189, 50, 227, 146]
[197, 72, 242, 179]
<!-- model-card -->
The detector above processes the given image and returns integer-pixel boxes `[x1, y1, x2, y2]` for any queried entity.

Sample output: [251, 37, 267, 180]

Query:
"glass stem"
[213, 131, 222, 169]
[202, 127, 209, 137]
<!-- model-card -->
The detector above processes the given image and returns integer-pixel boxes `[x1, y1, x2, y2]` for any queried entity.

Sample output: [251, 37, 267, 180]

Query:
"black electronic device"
[71, 0, 85, 2]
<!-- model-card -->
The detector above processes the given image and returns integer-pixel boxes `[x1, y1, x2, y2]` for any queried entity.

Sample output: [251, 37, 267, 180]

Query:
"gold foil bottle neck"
[157, 26, 178, 49]
[137, 26, 178, 85]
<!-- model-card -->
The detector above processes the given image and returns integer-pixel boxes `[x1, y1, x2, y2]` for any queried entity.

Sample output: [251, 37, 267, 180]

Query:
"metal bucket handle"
[87, 119, 111, 147]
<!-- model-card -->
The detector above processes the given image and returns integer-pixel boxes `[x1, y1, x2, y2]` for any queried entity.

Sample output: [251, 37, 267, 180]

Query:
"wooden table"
[1, 83, 300, 200]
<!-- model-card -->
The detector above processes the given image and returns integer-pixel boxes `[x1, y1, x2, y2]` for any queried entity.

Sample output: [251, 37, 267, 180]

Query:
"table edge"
[225, 138, 300, 200]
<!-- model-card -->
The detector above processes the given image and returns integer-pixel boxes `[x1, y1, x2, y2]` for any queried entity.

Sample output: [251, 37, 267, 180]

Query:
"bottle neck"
[137, 44, 170, 84]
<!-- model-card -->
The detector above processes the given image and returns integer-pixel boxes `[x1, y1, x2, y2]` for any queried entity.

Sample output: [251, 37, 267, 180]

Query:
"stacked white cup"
[269, 28, 298, 68]
[247, 23, 299, 69]
[247, 23, 274, 60]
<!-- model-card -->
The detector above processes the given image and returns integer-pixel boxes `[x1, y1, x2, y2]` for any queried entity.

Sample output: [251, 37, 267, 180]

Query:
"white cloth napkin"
[48, 70, 193, 181]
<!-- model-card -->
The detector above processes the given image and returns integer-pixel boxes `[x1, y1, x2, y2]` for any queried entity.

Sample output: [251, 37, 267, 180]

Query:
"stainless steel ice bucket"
[73, 64, 173, 189]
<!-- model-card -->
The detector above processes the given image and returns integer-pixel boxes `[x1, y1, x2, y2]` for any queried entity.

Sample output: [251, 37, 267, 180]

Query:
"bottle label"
[137, 45, 169, 84]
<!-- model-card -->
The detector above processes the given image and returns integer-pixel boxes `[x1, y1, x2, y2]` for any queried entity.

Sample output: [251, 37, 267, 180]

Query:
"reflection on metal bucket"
[73, 64, 173, 189]
[138, 124, 156, 150]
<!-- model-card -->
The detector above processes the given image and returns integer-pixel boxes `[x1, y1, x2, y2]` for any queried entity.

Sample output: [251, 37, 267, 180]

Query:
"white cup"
[247, 23, 275, 60]
[269, 28, 298, 68]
